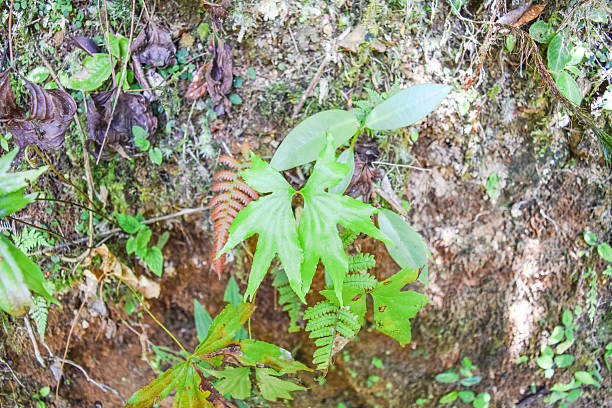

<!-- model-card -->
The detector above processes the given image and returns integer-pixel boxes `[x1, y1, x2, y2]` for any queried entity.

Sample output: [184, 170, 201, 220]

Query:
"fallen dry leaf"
[86, 89, 157, 158]
[71, 36, 100, 55]
[338, 25, 387, 53]
[205, 38, 233, 115]
[185, 64, 208, 100]
[496, 3, 547, 27]
[84, 244, 160, 299]
[346, 142, 380, 203]
[0, 70, 76, 155]
[131, 24, 176, 68]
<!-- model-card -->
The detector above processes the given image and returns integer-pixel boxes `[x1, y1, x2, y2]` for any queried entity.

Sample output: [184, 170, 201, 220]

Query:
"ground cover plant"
[0, 0, 611, 407]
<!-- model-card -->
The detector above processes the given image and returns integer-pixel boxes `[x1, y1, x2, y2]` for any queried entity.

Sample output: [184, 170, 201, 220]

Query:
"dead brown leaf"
[496, 3, 547, 27]
[205, 38, 233, 115]
[131, 24, 176, 68]
[86, 89, 157, 158]
[84, 245, 160, 299]
[185, 64, 208, 100]
[0, 70, 76, 155]
[338, 25, 387, 53]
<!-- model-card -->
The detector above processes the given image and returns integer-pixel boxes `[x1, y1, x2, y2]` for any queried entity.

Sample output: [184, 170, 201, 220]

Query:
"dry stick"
[99, 0, 117, 86]
[55, 358, 126, 403]
[24, 317, 45, 367]
[28, 206, 209, 256]
[292, 53, 331, 118]
[0, 357, 24, 387]
[7, 0, 14, 66]
[96, 0, 137, 165]
[55, 300, 87, 400]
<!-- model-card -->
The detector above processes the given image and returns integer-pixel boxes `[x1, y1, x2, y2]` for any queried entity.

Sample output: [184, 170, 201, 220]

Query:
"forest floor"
[0, 0, 611, 407]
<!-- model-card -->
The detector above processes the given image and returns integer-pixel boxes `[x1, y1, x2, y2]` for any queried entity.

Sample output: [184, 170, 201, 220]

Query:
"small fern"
[348, 252, 375, 272]
[209, 143, 258, 277]
[12, 227, 50, 253]
[29, 296, 49, 342]
[272, 269, 303, 333]
[304, 301, 361, 372]
[344, 272, 378, 290]
[340, 228, 359, 248]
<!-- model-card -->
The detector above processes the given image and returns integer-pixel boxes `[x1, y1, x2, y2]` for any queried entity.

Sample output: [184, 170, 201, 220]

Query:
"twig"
[96, 0, 137, 164]
[0, 357, 23, 387]
[371, 160, 432, 172]
[24, 316, 45, 367]
[292, 53, 331, 118]
[7, 0, 14, 66]
[28, 206, 210, 256]
[54, 357, 126, 404]
[55, 300, 86, 400]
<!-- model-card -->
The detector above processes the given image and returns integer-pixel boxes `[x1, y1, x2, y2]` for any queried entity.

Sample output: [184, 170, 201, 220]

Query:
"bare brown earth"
[1, 0, 611, 407]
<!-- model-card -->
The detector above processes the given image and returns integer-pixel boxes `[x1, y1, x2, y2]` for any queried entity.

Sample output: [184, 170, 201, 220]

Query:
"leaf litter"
[0, 70, 76, 155]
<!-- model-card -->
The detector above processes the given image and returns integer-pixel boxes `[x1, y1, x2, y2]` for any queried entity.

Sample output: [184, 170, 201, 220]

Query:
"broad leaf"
[597, 243, 612, 262]
[239, 340, 311, 373]
[371, 267, 429, 346]
[435, 370, 459, 383]
[0, 231, 58, 316]
[124, 362, 211, 408]
[574, 371, 600, 387]
[116, 213, 142, 234]
[195, 302, 255, 355]
[556, 72, 581, 106]
[223, 276, 242, 307]
[329, 148, 355, 195]
[364, 84, 450, 131]
[60, 53, 113, 92]
[210, 366, 251, 399]
[220, 154, 303, 301]
[194, 299, 213, 342]
[299, 136, 390, 304]
[270, 110, 359, 171]
[255, 368, 306, 401]
[547, 34, 571, 73]
[0, 149, 47, 200]
[378, 209, 429, 284]
[145, 246, 163, 277]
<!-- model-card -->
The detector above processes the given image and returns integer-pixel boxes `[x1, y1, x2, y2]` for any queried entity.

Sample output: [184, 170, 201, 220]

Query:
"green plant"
[116, 212, 168, 277]
[434, 357, 489, 407]
[215, 84, 448, 376]
[133, 125, 163, 166]
[0, 148, 58, 316]
[125, 302, 310, 407]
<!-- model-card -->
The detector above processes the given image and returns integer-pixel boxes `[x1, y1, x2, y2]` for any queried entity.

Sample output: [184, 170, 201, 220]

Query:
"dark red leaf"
[86, 90, 157, 158]
[205, 39, 233, 115]
[71, 36, 100, 55]
[131, 24, 176, 68]
[185, 64, 208, 100]
[0, 70, 76, 154]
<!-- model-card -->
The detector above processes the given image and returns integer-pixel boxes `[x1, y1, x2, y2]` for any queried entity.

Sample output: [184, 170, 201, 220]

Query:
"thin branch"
[7, 0, 14, 66]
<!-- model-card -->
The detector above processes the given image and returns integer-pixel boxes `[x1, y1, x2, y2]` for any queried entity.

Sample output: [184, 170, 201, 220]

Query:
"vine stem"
[120, 279, 189, 355]
[6, 215, 89, 249]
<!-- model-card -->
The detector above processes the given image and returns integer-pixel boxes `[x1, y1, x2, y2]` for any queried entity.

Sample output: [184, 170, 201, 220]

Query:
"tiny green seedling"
[116, 212, 168, 277]
[434, 357, 488, 407]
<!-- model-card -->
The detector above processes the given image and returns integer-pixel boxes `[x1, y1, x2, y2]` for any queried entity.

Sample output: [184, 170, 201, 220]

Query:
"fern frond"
[29, 296, 48, 342]
[12, 227, 50, 253]
[348, 253, 375, 272]
[340, 229, 359, 248]
[209, 145, 258, 277]
[304, 301, 361, 373]
[344, 272, 378, 290]
[303, 301, 337, 320]
[272, 270, 303, 332]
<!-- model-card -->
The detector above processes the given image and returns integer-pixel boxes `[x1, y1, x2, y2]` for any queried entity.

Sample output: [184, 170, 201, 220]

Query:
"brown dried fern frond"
[209, 143, 258, 277]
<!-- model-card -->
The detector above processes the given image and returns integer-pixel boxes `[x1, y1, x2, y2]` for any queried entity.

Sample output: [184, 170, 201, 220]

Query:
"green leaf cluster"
[220, 135, 390, 306]
[125, 302, 310, 407]
[60, 33, 132, 92]
[0, 149, 58, 316]
[116, 212, 168, 277]
[435, 357, 487, 407]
